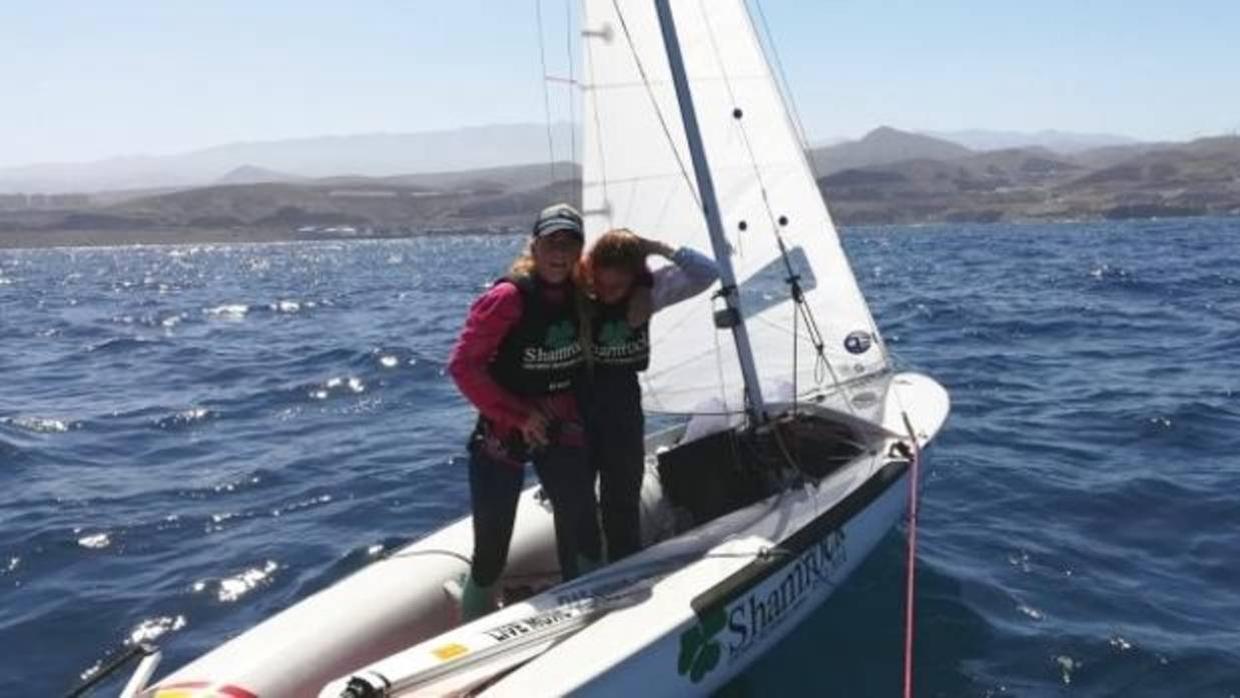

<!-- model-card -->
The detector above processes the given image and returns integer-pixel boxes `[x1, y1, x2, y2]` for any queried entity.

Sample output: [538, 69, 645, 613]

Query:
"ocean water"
[1, 219, 1237, 697]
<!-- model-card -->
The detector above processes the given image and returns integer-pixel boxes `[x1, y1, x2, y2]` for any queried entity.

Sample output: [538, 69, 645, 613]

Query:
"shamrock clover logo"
[598, 319, 632, 347]
[677, 607, 725, 683]
[544, 320, 576, 349]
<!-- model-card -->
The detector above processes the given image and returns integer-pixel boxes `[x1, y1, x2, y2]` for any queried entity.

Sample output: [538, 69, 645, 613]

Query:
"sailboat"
[129, 1, 948, 696]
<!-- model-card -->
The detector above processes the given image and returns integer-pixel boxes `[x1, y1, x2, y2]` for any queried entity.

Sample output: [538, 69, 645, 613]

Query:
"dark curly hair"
[578, 228, 649, 289]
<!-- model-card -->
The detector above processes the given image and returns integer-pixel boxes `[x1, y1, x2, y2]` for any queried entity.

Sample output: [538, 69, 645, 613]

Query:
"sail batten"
[582, 0, 888, 417]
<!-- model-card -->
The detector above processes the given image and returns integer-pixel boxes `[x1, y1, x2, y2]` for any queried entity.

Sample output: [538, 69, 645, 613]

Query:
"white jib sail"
[581, 0, 889, 418]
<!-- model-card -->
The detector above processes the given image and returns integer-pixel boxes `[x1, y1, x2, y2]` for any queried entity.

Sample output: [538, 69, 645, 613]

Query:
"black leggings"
[582, 372, 646, 562]
[468, 443, 599, 587]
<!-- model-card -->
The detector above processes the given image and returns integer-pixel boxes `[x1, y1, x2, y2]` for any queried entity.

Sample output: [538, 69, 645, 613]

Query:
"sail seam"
[609, 0, 702, 210]
[749, 0, 818, 179]
[564, 0, 578, 165]
[534, 0, 558, 185]
[583, 4, 610, 222]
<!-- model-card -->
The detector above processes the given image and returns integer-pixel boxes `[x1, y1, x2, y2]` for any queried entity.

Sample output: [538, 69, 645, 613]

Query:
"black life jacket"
[589, 299, 650, 373]
[488, 275, 583, 396]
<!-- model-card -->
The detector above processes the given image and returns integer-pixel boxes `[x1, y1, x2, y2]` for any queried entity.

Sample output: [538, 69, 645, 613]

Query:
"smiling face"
[531, 231, 583, 284]
[593, 265, 636, 305]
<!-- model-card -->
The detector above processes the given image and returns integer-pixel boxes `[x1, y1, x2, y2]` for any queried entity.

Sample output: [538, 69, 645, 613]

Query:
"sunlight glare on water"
[0, 222, 1237, 696]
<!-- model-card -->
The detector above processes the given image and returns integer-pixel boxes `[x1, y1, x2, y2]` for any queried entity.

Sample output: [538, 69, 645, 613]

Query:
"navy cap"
[532, 203, 584, 241]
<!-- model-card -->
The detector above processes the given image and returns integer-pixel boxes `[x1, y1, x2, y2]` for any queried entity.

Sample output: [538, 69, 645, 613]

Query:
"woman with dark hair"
[447, 203, 601, 621]
[578, 229, 718, 562]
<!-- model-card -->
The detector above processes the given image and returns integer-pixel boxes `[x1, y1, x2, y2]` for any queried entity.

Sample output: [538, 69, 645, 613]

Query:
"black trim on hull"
[689, 459, 911, 617]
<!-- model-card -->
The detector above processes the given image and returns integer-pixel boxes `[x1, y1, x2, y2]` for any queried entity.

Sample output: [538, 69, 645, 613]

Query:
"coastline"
[1, 213, 1234, 251]
[0, 225, 522, 251]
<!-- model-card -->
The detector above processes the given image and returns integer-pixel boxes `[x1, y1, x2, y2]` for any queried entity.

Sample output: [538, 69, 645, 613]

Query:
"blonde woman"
[447, 203, 601, 620]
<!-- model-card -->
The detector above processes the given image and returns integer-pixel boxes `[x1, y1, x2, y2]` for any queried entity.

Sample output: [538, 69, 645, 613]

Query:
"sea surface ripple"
[1, 219, 1237, 696]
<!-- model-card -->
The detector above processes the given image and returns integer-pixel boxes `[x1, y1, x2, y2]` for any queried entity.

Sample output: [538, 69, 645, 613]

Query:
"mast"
[652, 0, 767, 422]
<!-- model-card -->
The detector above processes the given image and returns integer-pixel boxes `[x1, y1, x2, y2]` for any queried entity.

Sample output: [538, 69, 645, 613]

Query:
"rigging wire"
[694, 0, 850, 413]
[564, 0, 578, 166]
[609, 0, 702, 210]
[534, 0, 558, 186]
[603, 1, 872, 419]
[750, 0, 819, 180]
[610, 0, 729, 415]
[581, 3, 611, 220]
[748, 0, 893, 369]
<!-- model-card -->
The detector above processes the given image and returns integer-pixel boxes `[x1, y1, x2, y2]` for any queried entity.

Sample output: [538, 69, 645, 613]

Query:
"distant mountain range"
[923, 129, 1141, 153]
[812, 130, 1240, 225]
[215, 165, 307, 186]
[0, 123, 576, 195]
[808, 126, 973, 175]
[0, 124, 1147, 196]
[1, 127, 1237, 245]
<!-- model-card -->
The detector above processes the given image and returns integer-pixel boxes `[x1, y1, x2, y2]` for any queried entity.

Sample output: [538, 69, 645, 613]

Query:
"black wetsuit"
[463, 275, 599, 587]
[580, 299, 650, 562]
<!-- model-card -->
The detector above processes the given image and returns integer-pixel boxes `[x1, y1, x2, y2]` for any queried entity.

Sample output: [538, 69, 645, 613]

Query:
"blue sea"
[2, 219, 1237, 697]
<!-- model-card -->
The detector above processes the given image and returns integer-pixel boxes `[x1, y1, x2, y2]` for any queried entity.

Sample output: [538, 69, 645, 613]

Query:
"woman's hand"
[637, 236, 674, 258]
[519, 410, 550, 448]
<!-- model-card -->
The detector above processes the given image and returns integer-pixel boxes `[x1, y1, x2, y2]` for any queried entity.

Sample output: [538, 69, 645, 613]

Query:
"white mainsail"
[581, 0, 889, 417]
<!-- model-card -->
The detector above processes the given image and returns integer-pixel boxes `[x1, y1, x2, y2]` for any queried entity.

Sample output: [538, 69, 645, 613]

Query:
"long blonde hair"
[509, 240, 536, 277]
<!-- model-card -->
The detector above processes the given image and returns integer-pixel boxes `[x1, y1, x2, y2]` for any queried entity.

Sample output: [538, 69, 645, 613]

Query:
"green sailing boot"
[459, 574, 497, 623]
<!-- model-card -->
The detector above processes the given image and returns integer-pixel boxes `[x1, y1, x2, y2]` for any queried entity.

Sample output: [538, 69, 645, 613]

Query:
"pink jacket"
[447, 281, 580, 440]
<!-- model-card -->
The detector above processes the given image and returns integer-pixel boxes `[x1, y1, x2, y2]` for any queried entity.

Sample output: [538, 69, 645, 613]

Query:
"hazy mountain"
[926, 129, 1141, 154]
[368, 161, 578, 192]
[816, 135, 1240, 224]
[819, 147, 1083, 201]
[808, 136, 849, 148]
[809, 127, 974, 174]
[956, 148, 1084, 181]
[1070, 136, 1240, 191]
[0, 122, 1154, 196]
[1070, 142, 1173, 169]
[3, 129, 1238, 245]
[50, 161, 581, 234]
[0, 123, 574, 195]
[0, 156, 207, 196]
[215, 165, 306, 186]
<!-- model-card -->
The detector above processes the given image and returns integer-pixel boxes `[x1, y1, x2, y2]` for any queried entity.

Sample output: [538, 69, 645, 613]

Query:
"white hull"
[143, 372, 948, 697]
[488, 464, 913, 697]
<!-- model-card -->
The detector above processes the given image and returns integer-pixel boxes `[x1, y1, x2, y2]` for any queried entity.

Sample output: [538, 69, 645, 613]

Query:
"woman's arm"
[447, 283, 533, 434]
[649, 245, 720, 312]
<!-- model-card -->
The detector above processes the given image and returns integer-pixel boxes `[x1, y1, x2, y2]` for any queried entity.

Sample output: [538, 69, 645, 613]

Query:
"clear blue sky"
[2, 0, 1236, 167]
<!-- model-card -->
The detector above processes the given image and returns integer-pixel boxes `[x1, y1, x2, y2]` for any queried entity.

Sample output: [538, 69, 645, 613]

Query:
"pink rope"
[901, 414, 922, 698]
